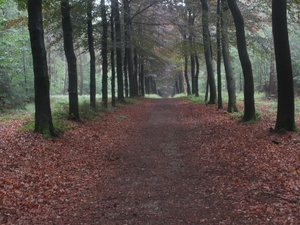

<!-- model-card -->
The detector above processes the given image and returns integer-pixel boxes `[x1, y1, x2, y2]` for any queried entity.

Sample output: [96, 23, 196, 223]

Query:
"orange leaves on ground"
[179, 101, 300, 223]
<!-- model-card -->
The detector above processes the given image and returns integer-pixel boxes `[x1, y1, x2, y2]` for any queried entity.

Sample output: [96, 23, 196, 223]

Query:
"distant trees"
[2, 0, 299, 132]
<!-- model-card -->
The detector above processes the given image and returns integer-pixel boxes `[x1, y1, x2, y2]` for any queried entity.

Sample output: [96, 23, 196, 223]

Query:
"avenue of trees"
[0, 0, 300, 135]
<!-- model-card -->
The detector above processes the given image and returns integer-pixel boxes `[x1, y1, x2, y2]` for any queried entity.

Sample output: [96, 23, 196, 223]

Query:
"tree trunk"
[134, 48, 139, 96]
[221, 0, 237, 112]
[87, 0, 96, 108]
[124, 49, 129, 97]
[110, 6, 116, 107]
[112, 0, 124, 103]
[227, 0, 255, 121]
[217, 0, 223, 109]
[101, 0, 108, 108]
[200, 0, 216, 104]
[205, 78, 209, 102]
[124, 0, 136, 98]
[28, 0, 56, 136]
[272, 0, 296, 131]
[61, 0, 80, 121]
[184, 54, 191, 95]
[77, 48, 84, 96]
[188, 9, 196, 95]
[195, 55, 199, 97]
[190, 54, 195, 94]
[140, 58, 145, 96]
[179, 73, 184, 93]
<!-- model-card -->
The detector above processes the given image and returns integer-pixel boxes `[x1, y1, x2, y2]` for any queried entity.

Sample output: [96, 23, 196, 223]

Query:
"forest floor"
[1, 97, 300, 224]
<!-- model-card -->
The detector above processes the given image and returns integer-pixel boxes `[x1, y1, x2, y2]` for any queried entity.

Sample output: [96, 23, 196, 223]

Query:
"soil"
[95, 98, 232, 224]
[1, 98, 300, 224]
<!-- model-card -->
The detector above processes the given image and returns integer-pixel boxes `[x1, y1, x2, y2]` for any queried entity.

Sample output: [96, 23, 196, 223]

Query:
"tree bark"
[200, 0, 216, 104]
[28, 0, 56, 136]
[112, 0, 124, 103]
[221, 0, 237, 112]
[124, 0, 136, 98]
[195, 55, 199, 97]
[140, 57, 145, 96]
[87, 0, 96, 108]
[61, 0, 80, 121]
[101, 0, 108, 108]
[217, 0, 223, 109]
[272, 0, 296, 131]
[184, 55, 191, 95]
[110, 5, 116, 107]
[227, 0, 255, 121]
[77, 49, 84, 96]
[190, 53, 195, 94]
[134, 48, 139, 96]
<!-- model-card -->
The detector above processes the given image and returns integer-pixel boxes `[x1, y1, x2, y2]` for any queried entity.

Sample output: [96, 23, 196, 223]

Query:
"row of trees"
[168, 0, 297, 130]
[1, 0, 298, 135]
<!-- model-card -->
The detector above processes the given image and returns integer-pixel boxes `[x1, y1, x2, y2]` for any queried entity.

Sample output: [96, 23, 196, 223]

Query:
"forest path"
[2, 97, 300, 224]
[91, 98, 232, 224]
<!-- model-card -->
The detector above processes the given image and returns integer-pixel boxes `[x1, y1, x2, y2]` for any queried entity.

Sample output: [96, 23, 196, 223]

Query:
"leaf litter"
[0, 98, 300, 224]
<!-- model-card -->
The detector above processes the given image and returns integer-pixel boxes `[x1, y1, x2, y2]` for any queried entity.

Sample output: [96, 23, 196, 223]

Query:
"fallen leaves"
[179, 101, 300, 223]
[0, 98, 300, 224]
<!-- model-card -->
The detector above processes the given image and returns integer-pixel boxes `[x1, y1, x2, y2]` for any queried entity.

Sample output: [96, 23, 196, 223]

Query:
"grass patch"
[124, 97, 140, 104]
[145, 94, 162, 99]
[173, 93, 187, 98]
[230, 110, 263, 124]
[79, 100, 103, 120]
[188, 95, 205, 104]
[230, 111, 244, 120]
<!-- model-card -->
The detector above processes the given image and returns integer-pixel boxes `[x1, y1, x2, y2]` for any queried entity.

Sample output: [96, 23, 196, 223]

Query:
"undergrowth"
[188, 95, 205, 103]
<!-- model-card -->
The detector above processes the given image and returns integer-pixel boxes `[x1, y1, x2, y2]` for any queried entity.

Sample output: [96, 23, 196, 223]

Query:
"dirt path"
[91, 99, 233, 224]
[2, 98, 300, 224]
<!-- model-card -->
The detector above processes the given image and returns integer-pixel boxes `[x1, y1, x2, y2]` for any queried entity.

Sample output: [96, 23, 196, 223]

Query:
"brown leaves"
[1, 98, 300, 223]
[179, 101, 300, 223]
[0, 100, 149, 224]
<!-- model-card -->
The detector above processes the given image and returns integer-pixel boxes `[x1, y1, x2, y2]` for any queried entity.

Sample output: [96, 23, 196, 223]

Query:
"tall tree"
[61, 0, 80, 121]
[87, 0, 96, 108]
[272, 0, 296, 131]
[183, 32, 191, 95]
[216, 0, 223, 109]
[112, 0, 124, 102]
[124, 0, 138, 98]
[221, 0, 237, 112]
[200, 0, 216, 104]
[101, 0, 108, 108]
[27, 0, 56, 136]
[110, 2, 116, 107]
[227, 0, 255, 121]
